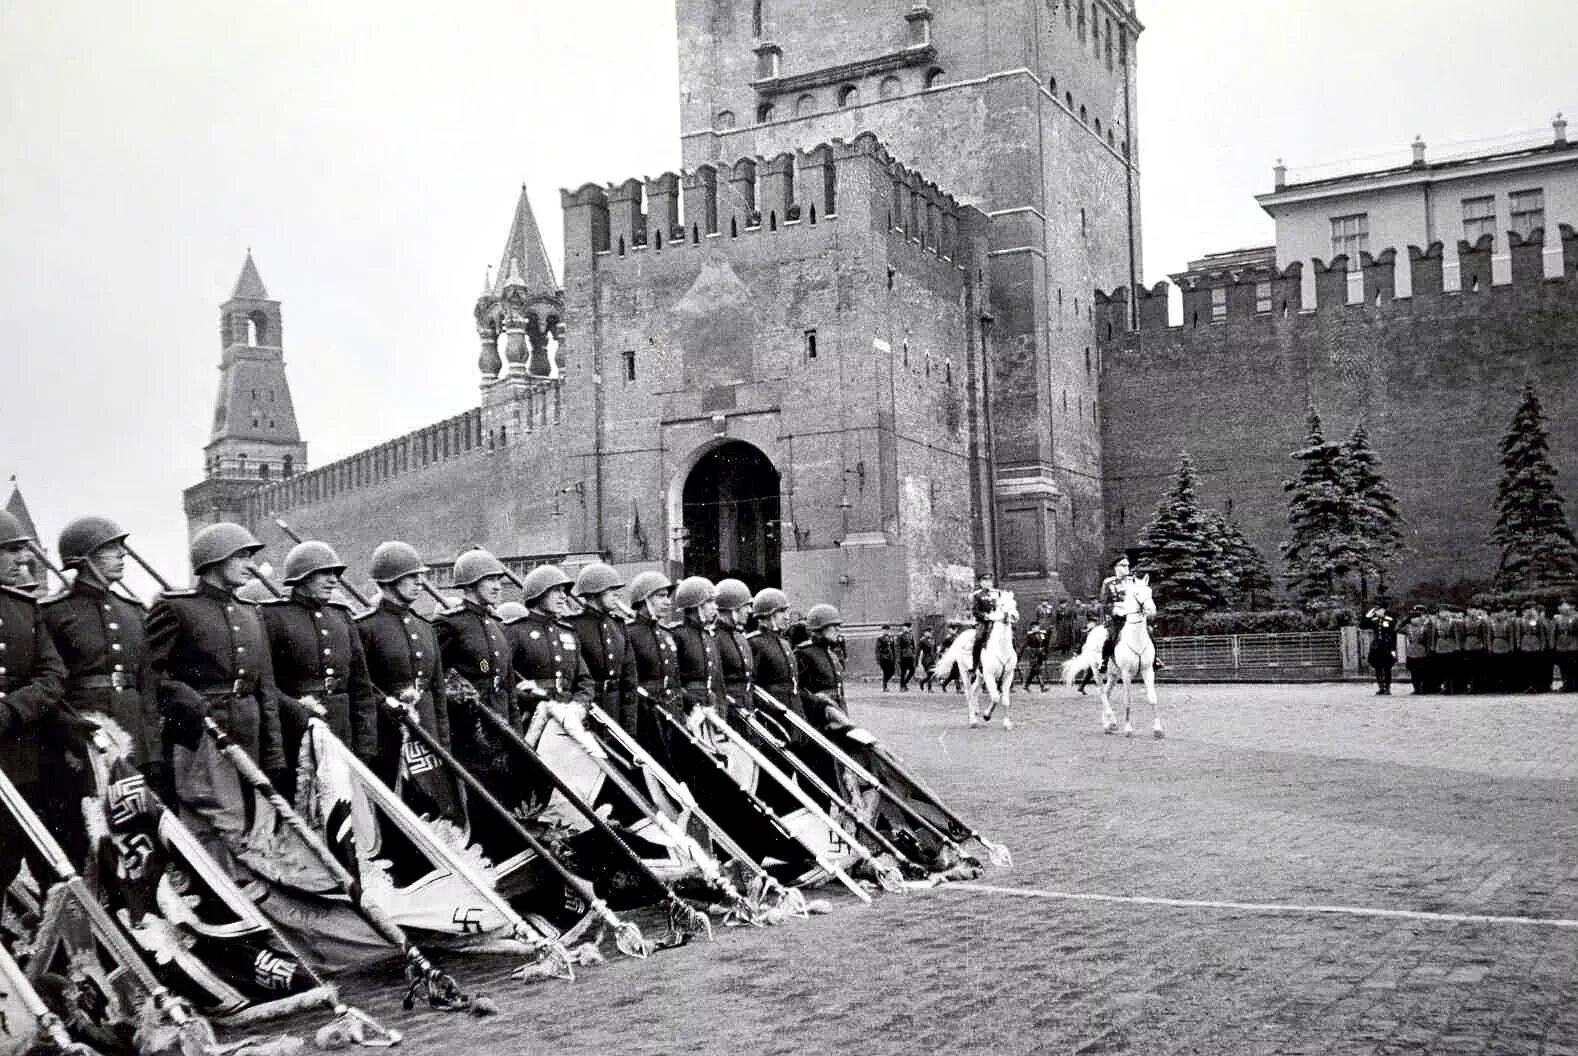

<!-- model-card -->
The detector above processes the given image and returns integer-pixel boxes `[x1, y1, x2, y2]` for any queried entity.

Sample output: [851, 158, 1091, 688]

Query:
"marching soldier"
[916, 626, 938, 692]
[1019, 620, 1050, 692]
[624, 571, 681, 759]
[747, 588, 799, 719]
[504, 565, 593, 718]
[713, 578, 755, 720]
[1553, 600, 1578, 692]
[1402, 605, 1435, 694]
[670, 576, 724, 722]
[41, 516, 162, 782]
[1095, 556, 1133, 676]
[257, 541, 379, 798]
[145, 522, 286, 858]
[796, 604, 849, 734]
[567, 563, 637, 736]
[355, 541, 448, 788]
[897, 621, 917, 691]
[1460, 607, 1490, 694]
[0, 510, 66, 893]
[874, 625, 896, 692]
[1358, 602, 1399, 696]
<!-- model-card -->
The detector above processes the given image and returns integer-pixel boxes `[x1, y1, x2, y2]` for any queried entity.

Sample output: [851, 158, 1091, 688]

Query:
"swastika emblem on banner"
[253, 951, 297, 992]
[403, 738, 440, 775]
[108, 775, 150, 826]
[452, 907, 485, 934]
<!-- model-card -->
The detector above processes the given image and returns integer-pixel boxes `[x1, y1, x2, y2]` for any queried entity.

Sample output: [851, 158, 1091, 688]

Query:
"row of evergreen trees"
[1130, 383, 1578, 619]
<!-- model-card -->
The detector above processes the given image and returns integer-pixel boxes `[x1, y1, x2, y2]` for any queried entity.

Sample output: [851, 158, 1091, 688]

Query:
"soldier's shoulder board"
[258, 597, 289, 606]
[1, 584, 41, 603]
[156, 587, 199, 599]
[744, 630, 762, 640]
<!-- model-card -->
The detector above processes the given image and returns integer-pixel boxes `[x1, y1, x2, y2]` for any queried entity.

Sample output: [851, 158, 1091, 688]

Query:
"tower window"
[837, 84, 859, 108]
[259, 463, 270, 481]
[1079, 105, 1087, 124]
[1065, 91, 1073, 109]
[1094, 117, 1102, 134]
[756, 102, 774, 123]
[1255, 281, 1272, 313]
[1077, 2, 1086, 42]
[879, 76, 901, 99]
[1048, 75, 1057, 95]
[283, 454, 294, 477]
[795, 93, 816, 116]
[924, 67, 945, 89]
[716, 109, 736, 130]
[752, 0, 762, 37]
[1462, 195, 1496, 245]
[804, 329, 817, 360]
[1084, 347, 1091, 374]
[622, 349, 637, 381]
[1510, 188, 1544, 239]
[1211, 286, 1227, 322]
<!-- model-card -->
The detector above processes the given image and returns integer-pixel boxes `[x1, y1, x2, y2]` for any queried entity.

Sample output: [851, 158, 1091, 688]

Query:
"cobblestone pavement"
[293, 683, 1578, 1055]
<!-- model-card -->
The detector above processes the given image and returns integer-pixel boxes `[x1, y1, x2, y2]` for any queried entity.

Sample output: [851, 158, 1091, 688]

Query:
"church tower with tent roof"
[183, 252, 310, 530]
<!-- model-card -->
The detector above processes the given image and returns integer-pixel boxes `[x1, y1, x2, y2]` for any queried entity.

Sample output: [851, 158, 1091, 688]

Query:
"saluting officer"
[713, 578, 756, 721]
[1359, 603, 1399, 696]
[566, 563, 637, 736]
[747, 588, 799, 718]
[146, 522, 286, 855]
[796, 604, 849, 734]
[670, 576, 724, 721]
[355, 541, 448, 788]
[258, 541, 379, 797]
[41, 516, 161, 782]
[0, 510, 67, 893]
[504, 566, 593, 719]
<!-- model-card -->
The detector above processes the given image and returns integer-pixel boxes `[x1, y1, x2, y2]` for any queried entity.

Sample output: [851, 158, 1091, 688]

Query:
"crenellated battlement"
[1096, 223, 1578, 342]
[560, 132, 974, 268]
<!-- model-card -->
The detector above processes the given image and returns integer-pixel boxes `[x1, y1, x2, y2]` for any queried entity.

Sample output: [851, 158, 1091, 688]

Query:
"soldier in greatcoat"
[713, 579, 756, 720]
[566, 563, 637, 736]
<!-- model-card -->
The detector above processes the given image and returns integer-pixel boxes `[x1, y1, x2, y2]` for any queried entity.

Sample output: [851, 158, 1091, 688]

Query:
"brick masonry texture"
[1099, 227, 1578, 599]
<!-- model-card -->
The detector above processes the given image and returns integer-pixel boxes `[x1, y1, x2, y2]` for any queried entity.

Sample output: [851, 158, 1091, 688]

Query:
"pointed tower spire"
[494, 185, 558, 296]
[231, 249, 270, 300]
[5, 476, 39, 542]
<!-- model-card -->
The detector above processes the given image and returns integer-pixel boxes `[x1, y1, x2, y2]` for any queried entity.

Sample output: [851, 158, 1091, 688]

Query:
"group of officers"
[0, 510, 857, 894]
[1363, 601, 1578, 695]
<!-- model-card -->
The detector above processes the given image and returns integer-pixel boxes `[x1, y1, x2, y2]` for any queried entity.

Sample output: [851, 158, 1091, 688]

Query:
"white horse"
[1060, 577, 1162, 738]
[933, 592, 1020, 730]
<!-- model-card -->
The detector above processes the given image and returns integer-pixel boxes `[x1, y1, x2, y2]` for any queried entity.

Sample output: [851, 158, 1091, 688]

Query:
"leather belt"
[283, 677, 340, 696]
[197, 680, 256, 698]
[68, 673, 139, 692]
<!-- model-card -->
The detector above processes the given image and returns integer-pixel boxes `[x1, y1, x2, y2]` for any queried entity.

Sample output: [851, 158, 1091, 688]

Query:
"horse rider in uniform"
[567, 563, 638, 737]
[670, 576, 724, 726]
[355, 541, 449, 791]
[1096, 555, 1134, 676]
[623, 571, 682, 761]
[40, 516, 163, 867]
[0, 509, 67, 894]
[713, 578, 756, 721]
[435, 548, 519, 851]
[145, 522, 286, 862]
[796, 604, 849, 735]
[968, 572, 997, 681]
[256, 541, 380, 800]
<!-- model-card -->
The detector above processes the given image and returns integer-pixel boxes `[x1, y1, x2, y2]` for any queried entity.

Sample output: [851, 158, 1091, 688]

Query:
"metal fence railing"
[1154, 631, 1345, 682]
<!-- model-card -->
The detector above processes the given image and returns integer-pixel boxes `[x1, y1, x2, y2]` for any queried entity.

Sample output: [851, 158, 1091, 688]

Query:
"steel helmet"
[672, 575, 717, 610]
[451, 548, 507, 587]
[495, 601, 529, 623]
[572, 562, 624, 597]
[715, 578, 752, 611]
[805, 603, 843, 631]
[190, 522, 264, 573]
[59, 515, 128, 568]
[0, 511, 33, 547]
[282, 540, 345, 584]
[752, 587, 790, 617]
[370, 541, 427, 583]
[520, 564, 574, 604]
[235, 578, 275, 604]
[628, 570, 673, 605]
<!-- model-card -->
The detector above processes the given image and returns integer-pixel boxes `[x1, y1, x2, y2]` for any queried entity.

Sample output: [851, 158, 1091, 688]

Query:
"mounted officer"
[567, 563, 637, 736]
[796, 604, 848, 734]
[355, 541, 448, 790]
[0, 509, 66, 893]
[257, 540, 379, 798]
[713, 578, 756, 720]
[505, 565, 593, 722]
[1096, 554, 1134, 676]
[968, 572, 998, 681]
[669, 576, 724, 724]
[145, 522, 285, 861]
[41, 516, 162, 790]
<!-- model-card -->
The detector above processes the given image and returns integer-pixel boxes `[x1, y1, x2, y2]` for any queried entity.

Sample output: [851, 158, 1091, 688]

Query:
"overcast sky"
[2, 1, 1573, 595]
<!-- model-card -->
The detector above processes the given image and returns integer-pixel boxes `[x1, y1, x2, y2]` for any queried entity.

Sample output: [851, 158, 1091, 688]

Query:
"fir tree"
[1339, 421, 1407, 601]
[1137, 452, 1225, 614]
[1207, 510, 1275, 609]
[1491, 383, 1578, 590]
[1281, 405, 1350, 608]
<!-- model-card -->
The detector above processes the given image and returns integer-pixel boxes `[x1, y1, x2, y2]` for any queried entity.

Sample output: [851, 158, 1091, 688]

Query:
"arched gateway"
[677, 441, 781, 594]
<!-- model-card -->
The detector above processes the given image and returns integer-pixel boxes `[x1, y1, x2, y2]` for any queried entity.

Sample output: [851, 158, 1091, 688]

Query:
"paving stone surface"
[282, 683, 1578, 1055]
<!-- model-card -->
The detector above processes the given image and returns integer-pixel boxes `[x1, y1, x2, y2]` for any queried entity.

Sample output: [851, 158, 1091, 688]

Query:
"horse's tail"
[934, 629, 973, 678]
[1060, 626, 1106, 687]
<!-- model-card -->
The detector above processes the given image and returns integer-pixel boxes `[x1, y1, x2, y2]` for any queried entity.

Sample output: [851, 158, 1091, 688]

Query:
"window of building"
[795, 93, 816, 116]
[1330, 213, 1369, 268]
[1084, 347, 1091, 374]
[752, 0, 762, 37]
[1065, 91, 1073, 108]
[716, 109, 736, 130]
[1462, 195, 1495, 245]
[1510, 188, 1544, 239]
[283, 454, 293, 477]
[756, 102, 774, 123]
[1094, 117, 1102, 134]
[1211, 286, 1227, 322]
[1079, 104, 1087, 123]
[804, 329, 817, 360]
[1065, 0, 1072, 28]
[1119, 27, 1128, 65]
[1255, 281, 1272, 313]
[837, 84, 859, 108]
[924, 67, 945, 89]
[1077, 2, 1086, 41]
[879, 75, 901, 99]
[1105, 18, 1113, 67]
[622, 349, 637, 381]
[1048, 75, 1057, 95]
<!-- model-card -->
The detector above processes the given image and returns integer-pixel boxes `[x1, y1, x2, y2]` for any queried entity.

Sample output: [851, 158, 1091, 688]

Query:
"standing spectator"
[1359, 603, 1399, 696]
[1515, 602, 1553, 692]
[1552, 600, 1578, 692]
[1460, 607, 1490, 694]
[1488, 605, 1517, 693]
[916, 627, 938, 692]
[1403, 605, 1436, 694]
[897, 621, 917, 691]
[874, 624, 896, 692]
